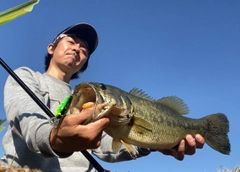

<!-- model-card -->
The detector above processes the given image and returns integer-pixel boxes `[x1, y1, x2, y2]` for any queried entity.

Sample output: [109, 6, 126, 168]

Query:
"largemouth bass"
[70, 82, 230, 158]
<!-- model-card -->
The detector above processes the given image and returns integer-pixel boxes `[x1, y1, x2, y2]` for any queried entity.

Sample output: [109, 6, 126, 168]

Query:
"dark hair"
[44, 38, 90, 80]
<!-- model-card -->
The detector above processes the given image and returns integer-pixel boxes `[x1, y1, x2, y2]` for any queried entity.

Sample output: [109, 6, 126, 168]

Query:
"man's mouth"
[66, 52, 76, 56]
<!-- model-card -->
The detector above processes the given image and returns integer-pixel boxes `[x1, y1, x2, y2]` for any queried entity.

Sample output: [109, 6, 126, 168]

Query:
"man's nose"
[72, 46, 80, 55]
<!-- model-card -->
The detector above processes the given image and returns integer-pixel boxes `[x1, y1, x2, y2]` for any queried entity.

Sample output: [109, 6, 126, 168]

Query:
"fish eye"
[99, 83, 106, 90]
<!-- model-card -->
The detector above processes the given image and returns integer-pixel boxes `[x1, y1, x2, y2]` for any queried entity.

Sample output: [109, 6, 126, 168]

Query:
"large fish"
[70, 82, 230, 158]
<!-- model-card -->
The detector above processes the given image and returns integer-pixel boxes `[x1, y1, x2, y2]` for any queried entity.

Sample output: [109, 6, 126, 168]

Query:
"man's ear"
[47, 43, 54, 55]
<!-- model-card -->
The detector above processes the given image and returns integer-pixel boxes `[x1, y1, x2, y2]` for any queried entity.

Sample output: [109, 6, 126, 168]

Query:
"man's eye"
[68, 41, 74, 44]
[80, 49, 88, 56]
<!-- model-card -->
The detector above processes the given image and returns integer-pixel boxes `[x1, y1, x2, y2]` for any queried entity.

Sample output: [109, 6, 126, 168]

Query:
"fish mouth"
[70, 83, 113, 124]
[70, 82, 134, 125]
[70, 83, 97, 112]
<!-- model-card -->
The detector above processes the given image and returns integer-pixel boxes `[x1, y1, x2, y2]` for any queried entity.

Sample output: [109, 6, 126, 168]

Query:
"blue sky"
[0, 0, 239, 171]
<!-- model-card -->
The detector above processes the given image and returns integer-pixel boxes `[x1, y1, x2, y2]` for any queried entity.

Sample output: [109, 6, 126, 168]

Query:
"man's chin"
[65, 60, 76, 68]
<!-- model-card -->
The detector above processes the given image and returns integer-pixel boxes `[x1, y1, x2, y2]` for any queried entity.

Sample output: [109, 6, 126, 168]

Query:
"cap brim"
[53, 23, 98, 55]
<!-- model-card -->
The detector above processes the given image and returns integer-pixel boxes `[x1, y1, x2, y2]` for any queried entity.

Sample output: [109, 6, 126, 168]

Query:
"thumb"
[87, 117, 110, 130]
[64, 107, 94, 126]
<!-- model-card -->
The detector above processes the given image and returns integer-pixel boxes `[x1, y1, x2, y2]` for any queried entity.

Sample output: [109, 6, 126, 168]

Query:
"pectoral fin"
[121, 140, 137, 159]
[112, 139, 122, 153]
[112, 139, 137, 159]
[132, 117, 153, 134]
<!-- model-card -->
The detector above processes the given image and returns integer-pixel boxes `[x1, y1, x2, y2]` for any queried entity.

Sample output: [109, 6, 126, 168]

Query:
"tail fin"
[203, 113, 230, 155]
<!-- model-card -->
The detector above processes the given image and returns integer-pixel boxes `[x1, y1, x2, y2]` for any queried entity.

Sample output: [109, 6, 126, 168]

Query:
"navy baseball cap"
[52, 23, 98, 55]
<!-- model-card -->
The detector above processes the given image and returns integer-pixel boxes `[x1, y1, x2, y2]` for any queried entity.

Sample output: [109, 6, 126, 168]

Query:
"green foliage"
[0, 0, 39, 25]
[0, 119, 6, 132]
[218, 166, 240, 172]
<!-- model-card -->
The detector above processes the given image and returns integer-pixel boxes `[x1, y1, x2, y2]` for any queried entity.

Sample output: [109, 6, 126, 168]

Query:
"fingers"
[79, 107, 95, 120]
[87, 117, 110, 130]
[174, 139, 185, 161]
[73, 118, 109, 149]
[186, 135, 196, 147]
[78, 117, 109, 139]
[184, 135, 196, 155]
[159, 140, 186, 161]
[195, 134, 205, 149]
[63, 107, 94, 126]
[50, 101, 112, 153]
[158, 134, 205, 161]
[178, 134, 205, 157]
[164, 136, 195, 161]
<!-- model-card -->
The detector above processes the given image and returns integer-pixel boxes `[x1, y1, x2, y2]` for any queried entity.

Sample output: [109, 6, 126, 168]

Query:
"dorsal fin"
[157, 96, 189, 115]
[129, 88, 154, 101]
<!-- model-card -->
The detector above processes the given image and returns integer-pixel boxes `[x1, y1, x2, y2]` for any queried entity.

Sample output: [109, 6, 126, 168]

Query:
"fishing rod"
[0, 57, 109, 172]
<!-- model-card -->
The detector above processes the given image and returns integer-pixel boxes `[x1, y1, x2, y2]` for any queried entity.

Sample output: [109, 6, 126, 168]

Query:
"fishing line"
[0, 57, 109, 172]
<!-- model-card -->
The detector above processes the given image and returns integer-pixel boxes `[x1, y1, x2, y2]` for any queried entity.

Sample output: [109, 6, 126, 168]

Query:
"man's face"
[48, 36, 89, 75]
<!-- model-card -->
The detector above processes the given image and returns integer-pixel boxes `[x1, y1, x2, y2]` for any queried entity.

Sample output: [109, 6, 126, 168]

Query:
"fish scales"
[70, 82, 231, 158]
[120, 93, 207, 147]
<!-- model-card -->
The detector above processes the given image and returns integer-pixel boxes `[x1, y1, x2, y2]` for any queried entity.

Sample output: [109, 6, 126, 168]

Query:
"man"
[0, 23, 204, 171]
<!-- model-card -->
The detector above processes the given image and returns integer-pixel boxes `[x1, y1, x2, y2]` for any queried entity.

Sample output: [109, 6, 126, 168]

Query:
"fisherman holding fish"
[0, 23, 205, 171]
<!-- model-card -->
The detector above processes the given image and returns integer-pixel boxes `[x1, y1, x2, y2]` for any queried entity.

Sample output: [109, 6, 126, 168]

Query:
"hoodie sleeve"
[3, 67, 61, 157]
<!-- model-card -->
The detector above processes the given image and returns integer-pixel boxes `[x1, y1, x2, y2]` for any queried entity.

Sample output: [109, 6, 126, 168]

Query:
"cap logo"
[53, 34, 68, 43]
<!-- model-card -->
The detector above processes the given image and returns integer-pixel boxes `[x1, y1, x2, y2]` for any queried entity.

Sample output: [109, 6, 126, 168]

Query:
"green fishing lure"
[55, 95, 72, 118]
[50, 95, 72, 127]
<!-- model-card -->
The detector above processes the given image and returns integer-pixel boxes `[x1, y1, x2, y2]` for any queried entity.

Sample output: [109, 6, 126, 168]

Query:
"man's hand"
[49, 106, 110, 153]
[158, 134, 205, 160]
